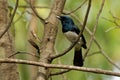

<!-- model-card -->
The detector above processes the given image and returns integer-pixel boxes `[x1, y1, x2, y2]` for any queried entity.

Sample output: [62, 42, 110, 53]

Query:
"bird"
[57, 15, 87, 67]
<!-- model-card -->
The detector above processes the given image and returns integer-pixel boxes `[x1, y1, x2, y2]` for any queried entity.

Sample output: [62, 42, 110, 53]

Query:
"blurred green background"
[8, 0, 120, 80]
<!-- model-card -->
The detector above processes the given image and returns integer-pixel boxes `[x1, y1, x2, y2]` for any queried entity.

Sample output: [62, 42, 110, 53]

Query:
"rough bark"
[36, 0, 66, 80]
[0, 0, 19, 80]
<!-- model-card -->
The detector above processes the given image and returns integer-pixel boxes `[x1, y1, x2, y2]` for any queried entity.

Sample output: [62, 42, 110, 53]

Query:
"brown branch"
[18, 5, 49, 9]
[0, 0, 19, 39]
[51, 0, 91, 59]
[28, 39, 40, 54]
[84, 0, 105, 59]
[0, 58, 120, 77]
[8, 52, 40, 58]
[29, 0, 45, 24]
[64, 0, 87, 15]
[50, 69, 71, 76]
[87, 51, 101, 57]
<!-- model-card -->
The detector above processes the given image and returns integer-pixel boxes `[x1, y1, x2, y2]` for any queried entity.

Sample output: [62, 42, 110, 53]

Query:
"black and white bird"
[57, 16, 87, 66]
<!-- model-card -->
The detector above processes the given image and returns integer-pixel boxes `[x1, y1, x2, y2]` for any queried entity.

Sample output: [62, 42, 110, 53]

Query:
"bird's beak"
[56, 16, 61, 19]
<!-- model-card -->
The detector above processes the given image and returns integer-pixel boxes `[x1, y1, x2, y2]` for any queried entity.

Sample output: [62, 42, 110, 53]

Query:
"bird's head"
[57, 16, 75, 32]
[57, 16, 75, 25]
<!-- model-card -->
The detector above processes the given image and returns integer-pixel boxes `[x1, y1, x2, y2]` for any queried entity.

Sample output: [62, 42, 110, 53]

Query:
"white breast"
[64, 31, 79, 43]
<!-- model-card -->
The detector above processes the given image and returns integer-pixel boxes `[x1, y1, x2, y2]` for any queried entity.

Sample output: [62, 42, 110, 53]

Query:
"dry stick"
[0, 0, 19, 39]
[18, 5, 49, 9]
[50, 70, 71, 76]
[51, 0, 91, 59]
[8, 52, 40, 58]
[87, 51, 101, 57]
[64, 0, 87, 15]
[84, 0, 105, 59]
[29, 0, 45, 24]
[0, 58, 120, 77]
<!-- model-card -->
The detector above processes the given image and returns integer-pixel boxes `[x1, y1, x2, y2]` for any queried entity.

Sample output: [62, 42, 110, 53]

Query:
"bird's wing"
[72, 25, 80, 34]
[73, 25, 87, 49]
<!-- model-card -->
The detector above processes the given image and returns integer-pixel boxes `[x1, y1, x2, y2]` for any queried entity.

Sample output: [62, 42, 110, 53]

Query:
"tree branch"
[29, 0, 45, 24]
[50, 69, 71, 76]
[0, 58, 120, 77]
[8, 52, 40, 58]
[64, 0, 87, 15]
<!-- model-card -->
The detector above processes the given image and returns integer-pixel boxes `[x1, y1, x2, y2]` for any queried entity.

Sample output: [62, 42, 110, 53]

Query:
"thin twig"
[50, 69, 71, 76]
[102, 17, 120, 27]
[18, 5, 49, 9]
[0, 58, 120, 77]
[87, 51, 101, 57]
[28, 39, 40, 54]
[64, 0, 87, 15]
[102, 17, 120, 32]
[109, 11, 120, 20]
[84, 0, 105, 59]
[13, 11, 25, 24]
[8, 52, 40, 58]
[51, 0, 91, 60]
[105, 26, 118, 32]
[102, 11, 120, 32]
[29, 0, 45, 24]
[0, 0, 19, 39]
[31, 31, 41, 43]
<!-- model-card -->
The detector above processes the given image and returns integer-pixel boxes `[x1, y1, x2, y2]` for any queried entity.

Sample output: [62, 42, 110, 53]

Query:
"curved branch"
[29, 0, 45, 24]
[8, 52, 40, 58]
[50, 69, 71, 76]
[0, 58, 120, 77]
[64, 0, 87, 15]
[18, 5, 49, 9]
[0, 0, 19, 39]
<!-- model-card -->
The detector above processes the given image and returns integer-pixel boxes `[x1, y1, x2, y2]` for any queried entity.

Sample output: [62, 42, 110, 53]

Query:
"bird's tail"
[73, 48, 83, 67]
